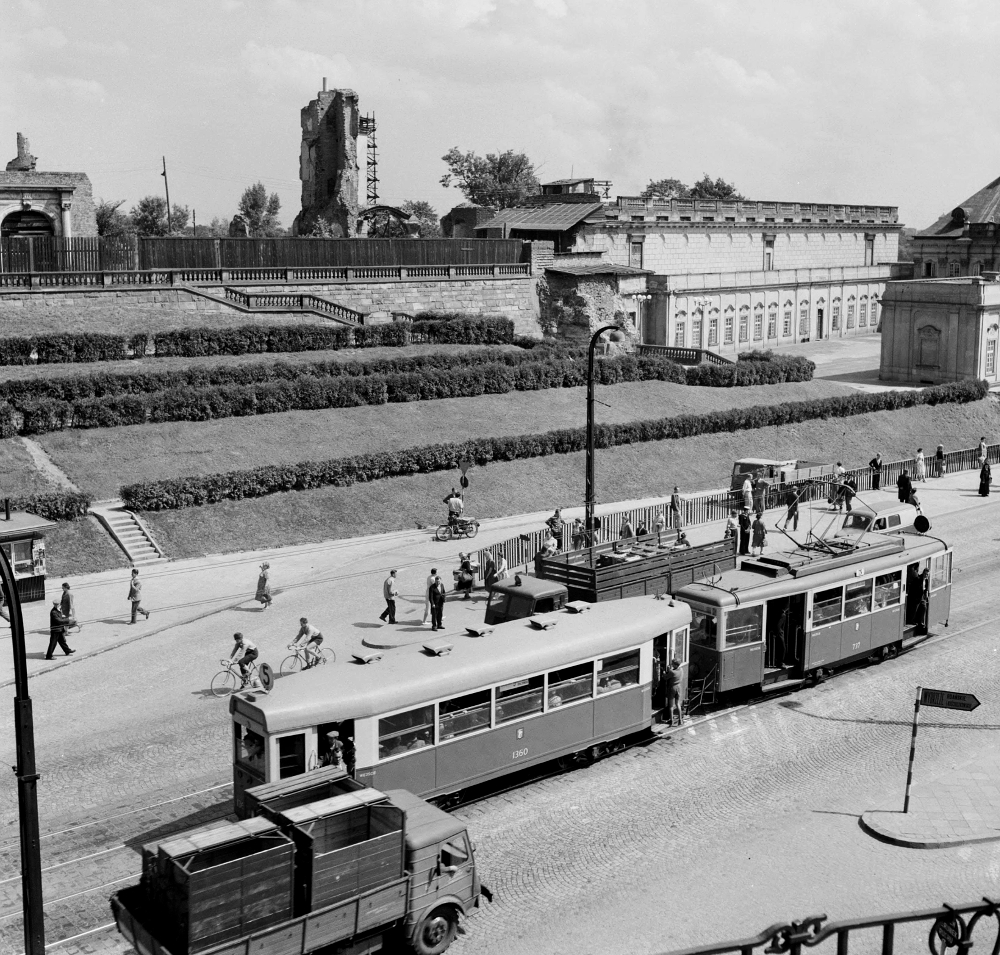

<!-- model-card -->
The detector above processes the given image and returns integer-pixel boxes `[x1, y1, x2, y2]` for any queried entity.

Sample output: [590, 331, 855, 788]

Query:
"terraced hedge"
[120, 379, 988, 512]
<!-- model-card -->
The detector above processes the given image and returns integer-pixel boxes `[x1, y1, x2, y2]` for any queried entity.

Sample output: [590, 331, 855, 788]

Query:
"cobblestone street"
[0, 476, 997, 954]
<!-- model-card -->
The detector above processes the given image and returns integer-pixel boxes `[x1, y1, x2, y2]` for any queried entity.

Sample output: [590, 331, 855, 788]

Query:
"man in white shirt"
[422, 567, 438, 625]
[379, 570, 399, 624]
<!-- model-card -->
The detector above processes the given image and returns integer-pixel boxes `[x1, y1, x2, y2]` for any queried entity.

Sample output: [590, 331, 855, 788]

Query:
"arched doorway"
[1, 210, 54, 238]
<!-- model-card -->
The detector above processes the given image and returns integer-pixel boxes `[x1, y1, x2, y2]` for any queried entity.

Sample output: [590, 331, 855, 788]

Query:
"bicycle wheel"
[280, 653, 303, 676]
[435, 524, 454, 542]
[211, 669, 238, 698]
[319, 646, 336, 665]
[464, 521, 480, 539]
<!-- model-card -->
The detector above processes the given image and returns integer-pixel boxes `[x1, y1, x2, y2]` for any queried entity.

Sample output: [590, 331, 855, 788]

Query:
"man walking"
[128, 568, 150, 624]
[782, 487, 799, 531]
[379, 570, 399, 624]
[46, 600, 75, 659]
[869, 452, 883, 491]
[422, 567, 438, 625]
[670, 486, 683, 535]
[60, 581, 81, 633]
[738, 508, 752, 556]
[429, 575, 447, 631]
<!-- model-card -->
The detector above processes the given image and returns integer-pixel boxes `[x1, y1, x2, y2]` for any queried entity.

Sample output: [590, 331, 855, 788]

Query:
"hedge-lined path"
[139, 396, 1000, 561]
[38, 378, 854, 499]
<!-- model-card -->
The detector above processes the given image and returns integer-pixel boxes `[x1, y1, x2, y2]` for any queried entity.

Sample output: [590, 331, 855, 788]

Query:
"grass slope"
[45, 516, 131, 577]
[143, 397, 1000, 560]
[40, 378, 854, 499]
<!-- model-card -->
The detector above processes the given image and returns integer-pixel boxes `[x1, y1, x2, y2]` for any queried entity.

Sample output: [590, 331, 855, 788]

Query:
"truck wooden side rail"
[534, 535, 738, 604]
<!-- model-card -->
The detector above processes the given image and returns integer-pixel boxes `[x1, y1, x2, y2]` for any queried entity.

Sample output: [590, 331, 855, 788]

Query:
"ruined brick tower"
[292, 82, 360, 237]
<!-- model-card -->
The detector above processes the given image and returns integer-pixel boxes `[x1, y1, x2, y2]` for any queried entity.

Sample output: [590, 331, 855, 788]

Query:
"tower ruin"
[293, 82, 360, 237]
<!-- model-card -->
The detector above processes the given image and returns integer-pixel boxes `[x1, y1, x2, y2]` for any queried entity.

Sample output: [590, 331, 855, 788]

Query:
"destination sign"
[919, 688, 981, 712]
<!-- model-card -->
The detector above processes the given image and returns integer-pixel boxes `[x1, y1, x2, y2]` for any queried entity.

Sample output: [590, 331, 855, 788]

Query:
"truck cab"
[731, 458, 835, 491]
[484, 574, 568, 625]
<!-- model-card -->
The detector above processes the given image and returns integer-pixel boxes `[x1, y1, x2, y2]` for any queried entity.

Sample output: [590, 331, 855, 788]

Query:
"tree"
[688, 174, 744, 200]
[640, 178, 689, 201]
[440, 147, 539, 210]
[237, 182, 282, 237]
[399, 200, 441, 237]
[95, 198, 131, 236]
[168, 204, 190, 235]
[129, 195, 169, 236]
[207, 216, 231, 237]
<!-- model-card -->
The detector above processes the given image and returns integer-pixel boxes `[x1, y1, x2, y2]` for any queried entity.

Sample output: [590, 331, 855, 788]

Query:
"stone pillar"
[60, 195, 73, 238]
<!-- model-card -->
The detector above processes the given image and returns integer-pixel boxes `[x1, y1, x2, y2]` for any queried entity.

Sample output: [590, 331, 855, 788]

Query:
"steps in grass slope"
[90, 501, 166, 565]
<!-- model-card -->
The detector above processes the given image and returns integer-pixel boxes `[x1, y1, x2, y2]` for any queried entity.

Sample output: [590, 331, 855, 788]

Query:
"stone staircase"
[91, 501, 166, 565]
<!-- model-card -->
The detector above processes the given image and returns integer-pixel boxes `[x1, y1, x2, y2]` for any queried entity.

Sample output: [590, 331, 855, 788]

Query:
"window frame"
[859, 296, 868, 327]
[812, 586, 844, 627]
[782, 303, 793, 337]
[547, 660, 596, 710]
[874, 571, 902, 609]
[739, 306, 750, 342]
[724, 605, 763, 648]
[724, 307, 735, 344]
[597, 649, 641, 695]
[438, 688, 493, 744]
[844, 578, 873, 619]
[766, 303, 777, 339]
[378, 704, 436, 762]
[798, 301, 809, 336]
[930, 552, 952, 591]
[495, 673, 545, 725]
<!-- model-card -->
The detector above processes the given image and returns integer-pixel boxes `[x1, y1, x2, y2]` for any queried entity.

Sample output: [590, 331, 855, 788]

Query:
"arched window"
[708, 308, 720, 346]
[674, 310, 686, 347]
[847, 295, 856, 328]
[832, 297, 842, 331]
[766, 303, 777, 339]
[692, 309, 703, 347]
[724, 306, 735, 344]
[753, 305, 763, 340]
[782, 300, 793, 337]
[738, 305, 749, 342]
[798, 300, 809, 336]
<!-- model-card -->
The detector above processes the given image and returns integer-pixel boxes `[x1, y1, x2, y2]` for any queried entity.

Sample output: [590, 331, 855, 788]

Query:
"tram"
[229, 597, 691, 813]
[674, 531, 952, 697]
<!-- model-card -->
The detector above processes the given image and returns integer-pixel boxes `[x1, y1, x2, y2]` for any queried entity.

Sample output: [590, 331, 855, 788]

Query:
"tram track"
[2, 510, 995, 954]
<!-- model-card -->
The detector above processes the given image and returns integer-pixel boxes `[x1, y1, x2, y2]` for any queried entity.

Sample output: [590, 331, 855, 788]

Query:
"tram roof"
[231, 597, 692, 734]
[675, 532, 947, 610]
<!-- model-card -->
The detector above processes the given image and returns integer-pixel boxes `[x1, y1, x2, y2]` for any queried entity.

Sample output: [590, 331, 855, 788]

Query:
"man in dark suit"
[47, 600, 75, 659]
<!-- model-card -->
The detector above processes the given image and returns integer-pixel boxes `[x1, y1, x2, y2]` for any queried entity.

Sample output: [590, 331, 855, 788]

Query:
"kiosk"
[0, 507, 56, 603]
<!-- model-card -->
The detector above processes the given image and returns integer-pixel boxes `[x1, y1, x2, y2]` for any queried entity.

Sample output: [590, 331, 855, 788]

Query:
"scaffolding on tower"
[359, 113, 379, 206]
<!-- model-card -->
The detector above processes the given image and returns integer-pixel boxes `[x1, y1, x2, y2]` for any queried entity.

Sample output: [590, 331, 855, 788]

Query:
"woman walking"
[915, 448, 926, 482]
[980, 460, 992, 497]
[255, 562, 272, 609]
[751, 514, 767, 556]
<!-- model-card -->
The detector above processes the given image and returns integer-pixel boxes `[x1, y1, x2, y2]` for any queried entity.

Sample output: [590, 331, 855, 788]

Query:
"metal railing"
[637, 345, 735, 366]
[476, 442, 1000, 578]
[657, 896, 1000, 954]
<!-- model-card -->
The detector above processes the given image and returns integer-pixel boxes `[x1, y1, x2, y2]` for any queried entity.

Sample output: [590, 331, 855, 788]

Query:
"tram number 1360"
[512, 747, 529, 760]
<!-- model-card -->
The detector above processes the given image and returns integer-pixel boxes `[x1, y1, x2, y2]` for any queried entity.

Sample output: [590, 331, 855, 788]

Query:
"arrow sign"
[919, 688, 981, 712]
[459, 458, 473, 476]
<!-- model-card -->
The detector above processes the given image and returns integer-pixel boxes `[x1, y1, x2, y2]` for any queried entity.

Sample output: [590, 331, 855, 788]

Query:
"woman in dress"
[979, 461, 992, 497]
[915, 448, 926, 482]
[255, 562, 272, 609]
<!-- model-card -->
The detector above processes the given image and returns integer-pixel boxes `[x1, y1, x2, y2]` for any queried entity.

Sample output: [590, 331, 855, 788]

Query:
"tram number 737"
[512, 747, 529, 760]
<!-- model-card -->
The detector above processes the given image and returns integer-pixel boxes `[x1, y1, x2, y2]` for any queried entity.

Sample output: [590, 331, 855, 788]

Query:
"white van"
[838, 503, 917, 535]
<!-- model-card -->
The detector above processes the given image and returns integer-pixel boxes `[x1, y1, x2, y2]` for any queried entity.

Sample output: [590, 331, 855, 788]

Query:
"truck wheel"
[412, 907, 458, 955]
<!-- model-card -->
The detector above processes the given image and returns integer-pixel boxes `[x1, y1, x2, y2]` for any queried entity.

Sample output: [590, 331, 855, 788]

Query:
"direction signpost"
[903, 686, 983, 812]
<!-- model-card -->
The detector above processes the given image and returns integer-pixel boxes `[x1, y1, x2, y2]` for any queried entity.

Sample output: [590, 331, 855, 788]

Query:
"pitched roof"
[917, 174, 1000, 237]
[478, 201, 604, 233]
[545, 263, 650, 277]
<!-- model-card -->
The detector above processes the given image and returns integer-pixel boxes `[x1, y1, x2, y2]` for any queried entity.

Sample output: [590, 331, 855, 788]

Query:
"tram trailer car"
[674, 532, 952, 697]
[229, 597, 693, 809]
[484, 534, 737, 624]
[111, 779, 480, 955]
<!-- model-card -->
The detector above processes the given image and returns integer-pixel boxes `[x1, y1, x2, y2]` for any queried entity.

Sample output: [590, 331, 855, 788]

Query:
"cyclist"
[291, 617, 324, 668]
[229, 632, 258, 686]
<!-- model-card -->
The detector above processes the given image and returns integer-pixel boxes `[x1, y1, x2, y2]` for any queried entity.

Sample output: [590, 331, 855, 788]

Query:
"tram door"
[764, 594, 806, 671]
[905, 561, 929, 634]
[653, 635, 669, 712]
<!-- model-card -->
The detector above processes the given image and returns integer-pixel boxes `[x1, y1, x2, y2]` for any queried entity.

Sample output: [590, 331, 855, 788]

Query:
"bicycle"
[212, 657, 273, 697]
[435, 517, 480, 541]
[280, 643, 336, 676]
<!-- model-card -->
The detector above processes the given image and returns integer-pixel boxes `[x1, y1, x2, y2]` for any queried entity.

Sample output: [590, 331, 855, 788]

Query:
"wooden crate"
[243, 765, 364, 821]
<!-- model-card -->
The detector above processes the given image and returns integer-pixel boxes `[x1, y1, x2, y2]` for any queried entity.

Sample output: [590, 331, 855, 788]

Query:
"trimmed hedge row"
[6, 352, 688, 435]
[686, 353, 814, 386]
[0, 316, 516, 366]
[120, 379, 989, 511]
[10, 491, 92, 522]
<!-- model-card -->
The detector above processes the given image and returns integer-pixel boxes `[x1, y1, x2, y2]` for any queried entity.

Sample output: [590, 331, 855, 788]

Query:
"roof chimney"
[322, 77, 327, 92]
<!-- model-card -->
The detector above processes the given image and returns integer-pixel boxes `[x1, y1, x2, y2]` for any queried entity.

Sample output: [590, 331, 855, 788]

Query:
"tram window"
[439, 689, 492, 742]
[379, 705, 435, 760]
[689, 608, 718, 648]
[277, 734, 306, 779]
[844, 579, 873, 618]
[598, 650, 640, 693]
[812, 587, 843, 626]
[234, 724, 264, 774]
[548, 661, 594, 708]
[496, 675, 544, 724]
[724, 606, 763, 647]
[873, 571, 902, 608]
[673, 627, 689, 664]
[931, 553, 952, 589]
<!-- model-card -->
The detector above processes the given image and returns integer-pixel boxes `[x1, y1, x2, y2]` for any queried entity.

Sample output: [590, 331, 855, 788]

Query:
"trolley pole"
[903, 685, 922, 813]
[5, 544, 45, 954]
[585, 324, 616, 547]
[161, 156, 172, 233]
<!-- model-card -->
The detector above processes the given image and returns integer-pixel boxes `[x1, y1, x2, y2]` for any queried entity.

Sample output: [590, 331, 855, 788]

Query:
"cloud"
[26, 74, 106, 100]
[533, 0, 568, 16]
[240, 41, 355, 91]
[688, 48, 783, 97]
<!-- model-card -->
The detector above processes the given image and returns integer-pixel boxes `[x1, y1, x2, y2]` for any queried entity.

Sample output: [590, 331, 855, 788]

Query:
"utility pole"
[161, 156, 172, 233]
[192, 208, 197, 238]
[585, 324, 617, 547]
[5, 540, 45, 954]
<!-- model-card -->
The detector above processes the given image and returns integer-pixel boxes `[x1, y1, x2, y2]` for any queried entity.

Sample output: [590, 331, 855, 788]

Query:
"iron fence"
[657, 896, 1000, 954]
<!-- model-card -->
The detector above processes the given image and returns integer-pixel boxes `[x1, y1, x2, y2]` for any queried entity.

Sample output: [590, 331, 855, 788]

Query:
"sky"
[2, 0, 1000, 231]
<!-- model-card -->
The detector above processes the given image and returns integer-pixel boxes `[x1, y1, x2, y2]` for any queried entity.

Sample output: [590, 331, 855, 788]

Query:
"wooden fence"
[0, 236, 525, 273]
[476, 442, 999, 577]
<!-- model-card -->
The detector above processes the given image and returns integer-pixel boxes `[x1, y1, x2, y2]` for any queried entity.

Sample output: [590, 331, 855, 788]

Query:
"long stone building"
[479, 185, 910, 354]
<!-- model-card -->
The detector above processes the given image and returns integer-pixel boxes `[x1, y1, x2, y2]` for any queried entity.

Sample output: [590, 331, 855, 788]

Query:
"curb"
[859, 810, 1000, 849]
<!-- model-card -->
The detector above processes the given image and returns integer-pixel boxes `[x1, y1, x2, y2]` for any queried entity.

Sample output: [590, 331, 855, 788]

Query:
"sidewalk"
[861, 746, 1000, 848]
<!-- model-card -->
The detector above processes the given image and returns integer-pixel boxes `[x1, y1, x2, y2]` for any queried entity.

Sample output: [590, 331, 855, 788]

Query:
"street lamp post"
[585, 323, 618, 546]
[4, 545, 45, 954]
